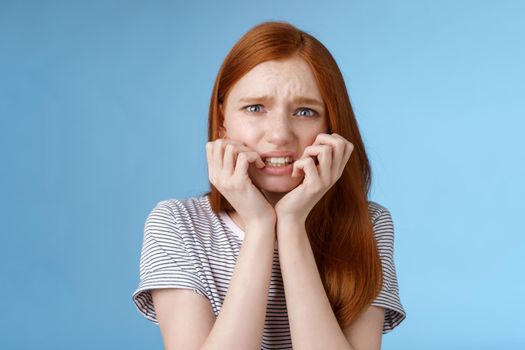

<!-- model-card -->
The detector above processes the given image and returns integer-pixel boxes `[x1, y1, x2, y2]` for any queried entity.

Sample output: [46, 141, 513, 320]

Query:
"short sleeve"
[131, 201, 209, 324]
[370, 207, 407, 334]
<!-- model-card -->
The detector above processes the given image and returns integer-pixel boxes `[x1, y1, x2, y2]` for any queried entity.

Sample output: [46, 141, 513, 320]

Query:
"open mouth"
[263, 156, 294, 167]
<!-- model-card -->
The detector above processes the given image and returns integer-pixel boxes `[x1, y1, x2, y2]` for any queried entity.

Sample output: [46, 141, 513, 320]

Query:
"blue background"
[1, 0, 523, 349]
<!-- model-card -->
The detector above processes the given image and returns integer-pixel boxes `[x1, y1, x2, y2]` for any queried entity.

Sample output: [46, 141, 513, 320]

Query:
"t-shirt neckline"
[218, 211, 245, 241]
[204, 195, 277, 249]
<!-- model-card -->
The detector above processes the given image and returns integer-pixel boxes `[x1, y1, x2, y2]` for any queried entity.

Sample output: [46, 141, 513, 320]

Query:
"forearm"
[202, 223, 275, 350]
[277, 220, 354, 350]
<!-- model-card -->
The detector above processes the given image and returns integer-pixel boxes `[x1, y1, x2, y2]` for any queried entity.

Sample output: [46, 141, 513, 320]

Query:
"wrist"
[244, 216, 276, 232]
[276, 213, 307, 228]
[276, 216, 306, 238]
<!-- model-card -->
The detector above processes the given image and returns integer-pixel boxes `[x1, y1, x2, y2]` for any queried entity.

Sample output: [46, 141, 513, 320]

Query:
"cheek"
[300, 119, 327, 141]
[300, 130, 323, 150]
[224, 117, 261, 144]
[228, 131, 258, 148]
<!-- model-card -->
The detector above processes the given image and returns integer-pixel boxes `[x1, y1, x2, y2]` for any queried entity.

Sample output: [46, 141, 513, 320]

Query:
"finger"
[213, 139, 226, 170]
[215, 139, 245, 169]
[340, 141, 354, 176]
[233, 144, 265, 168]
[331, 134, 354, 177]
[313, 133, 348, 177]
[205, 141, 214, 181]
[223, 143, 235, 176]
[234, 151, 264, 178]
[300, 145, 332, 182]
[292, 157, 319, 183]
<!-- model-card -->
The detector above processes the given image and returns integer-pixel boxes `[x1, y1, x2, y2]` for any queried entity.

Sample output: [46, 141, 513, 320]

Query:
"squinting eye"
[297, 108, 317, 117]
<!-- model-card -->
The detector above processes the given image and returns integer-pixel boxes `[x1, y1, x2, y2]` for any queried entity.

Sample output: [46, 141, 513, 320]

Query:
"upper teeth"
[265, 156, 293, 164]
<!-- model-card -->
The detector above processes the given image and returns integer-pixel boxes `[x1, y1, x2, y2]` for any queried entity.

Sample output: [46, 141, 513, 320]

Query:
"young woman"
[132, 21, 406, 350]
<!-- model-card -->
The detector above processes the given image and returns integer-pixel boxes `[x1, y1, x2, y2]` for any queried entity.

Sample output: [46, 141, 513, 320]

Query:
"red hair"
[204, 21, 382, 329]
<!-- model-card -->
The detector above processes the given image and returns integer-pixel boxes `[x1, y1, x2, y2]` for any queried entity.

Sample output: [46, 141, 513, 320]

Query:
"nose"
[264, 110, 294, 146]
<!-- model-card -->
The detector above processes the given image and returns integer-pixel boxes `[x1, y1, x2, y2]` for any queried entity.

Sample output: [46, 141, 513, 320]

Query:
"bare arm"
[277, 220, 383, 350]
[152, 222, 276, 350]
[152, 288, 215, 350]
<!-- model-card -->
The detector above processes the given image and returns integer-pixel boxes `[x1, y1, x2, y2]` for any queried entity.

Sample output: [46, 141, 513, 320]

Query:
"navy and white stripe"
[132, 195, 406, 348]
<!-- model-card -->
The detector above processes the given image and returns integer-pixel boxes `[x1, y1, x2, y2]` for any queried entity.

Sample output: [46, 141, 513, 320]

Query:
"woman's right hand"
[206, 139, 276, 230]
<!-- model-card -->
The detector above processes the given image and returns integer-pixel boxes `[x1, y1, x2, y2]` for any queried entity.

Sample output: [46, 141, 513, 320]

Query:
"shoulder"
[148, 194, 213, 220]
[367, 200, 393, 226]
[367, 200, 395, 241]
[145, 194, 217, 236]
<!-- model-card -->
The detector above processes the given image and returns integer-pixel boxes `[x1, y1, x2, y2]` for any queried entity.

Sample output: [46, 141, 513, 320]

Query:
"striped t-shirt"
[132, 194, 406, 349]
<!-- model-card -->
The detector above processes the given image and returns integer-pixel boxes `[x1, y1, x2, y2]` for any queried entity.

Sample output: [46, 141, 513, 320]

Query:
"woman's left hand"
[274, 133, 354, 225]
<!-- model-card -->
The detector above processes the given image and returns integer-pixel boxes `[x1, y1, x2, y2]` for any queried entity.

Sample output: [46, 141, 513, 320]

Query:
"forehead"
[227, 57, 323, 101]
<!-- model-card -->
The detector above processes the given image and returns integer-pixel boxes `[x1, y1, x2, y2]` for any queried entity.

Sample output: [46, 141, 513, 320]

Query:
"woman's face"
[220, 56, 328, 201]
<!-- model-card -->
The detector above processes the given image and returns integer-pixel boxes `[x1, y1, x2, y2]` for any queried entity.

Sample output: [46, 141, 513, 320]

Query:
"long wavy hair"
[203, 21, 383, 329]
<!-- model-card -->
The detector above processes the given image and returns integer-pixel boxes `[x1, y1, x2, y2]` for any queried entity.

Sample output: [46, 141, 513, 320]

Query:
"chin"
[254, 176, 300, 193]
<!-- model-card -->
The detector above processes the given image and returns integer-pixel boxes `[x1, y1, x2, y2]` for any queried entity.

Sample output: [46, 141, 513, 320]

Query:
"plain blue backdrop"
[1, 0, 524, 349]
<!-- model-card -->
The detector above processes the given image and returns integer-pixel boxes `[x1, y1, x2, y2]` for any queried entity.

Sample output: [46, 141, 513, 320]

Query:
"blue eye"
[244, 104, 263, 113]
[243, 105, 318, 117]
[296, 108, 317, 117]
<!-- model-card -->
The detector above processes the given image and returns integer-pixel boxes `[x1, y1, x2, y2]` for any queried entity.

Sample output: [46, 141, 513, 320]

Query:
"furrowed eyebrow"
[239, 96, 274, 104]
[239, 95, 324, 108]
[292, 96, 324, 108]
